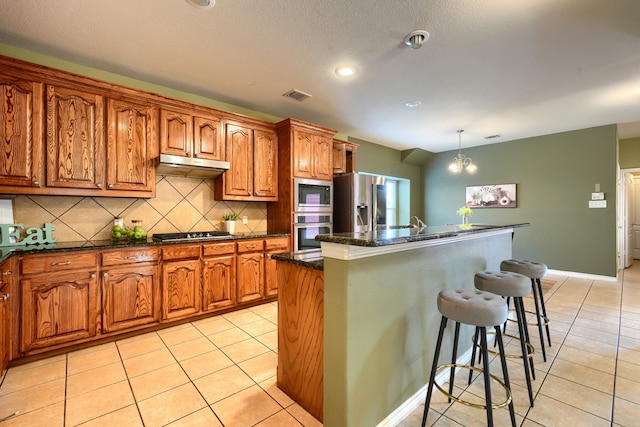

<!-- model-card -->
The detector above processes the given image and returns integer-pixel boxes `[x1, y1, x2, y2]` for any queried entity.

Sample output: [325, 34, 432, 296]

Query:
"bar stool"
[471, 271, 536, 407]
[500, 259, 551, 362]
[421, 289, 516, 427]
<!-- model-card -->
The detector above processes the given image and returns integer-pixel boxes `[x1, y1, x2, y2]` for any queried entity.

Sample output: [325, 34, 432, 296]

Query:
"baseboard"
[547, 268, 618, 282]
[376, 347, 473, 427]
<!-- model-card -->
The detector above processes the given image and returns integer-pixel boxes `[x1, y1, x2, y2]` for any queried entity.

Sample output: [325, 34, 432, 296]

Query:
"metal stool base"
[434, 363, 512, 410]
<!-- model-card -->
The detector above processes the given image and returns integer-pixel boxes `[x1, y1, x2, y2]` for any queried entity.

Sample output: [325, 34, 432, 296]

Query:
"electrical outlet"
[242, 215, 248, 224]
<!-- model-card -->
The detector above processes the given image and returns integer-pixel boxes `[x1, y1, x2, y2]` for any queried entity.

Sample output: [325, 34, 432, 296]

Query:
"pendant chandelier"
[448, 129, 477, 174]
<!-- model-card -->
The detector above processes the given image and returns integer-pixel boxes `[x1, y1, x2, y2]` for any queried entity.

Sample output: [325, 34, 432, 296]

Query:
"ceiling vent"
[484, 134, 503, 140]
[282, 89, 312, 102]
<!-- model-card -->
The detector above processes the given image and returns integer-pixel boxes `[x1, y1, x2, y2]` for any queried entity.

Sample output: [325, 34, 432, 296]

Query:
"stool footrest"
[478, 331, 535, 360]
[434, 363, 512, 410]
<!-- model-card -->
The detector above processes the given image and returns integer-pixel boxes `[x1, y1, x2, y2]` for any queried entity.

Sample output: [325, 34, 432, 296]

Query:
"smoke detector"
[404, 30, 430, 49]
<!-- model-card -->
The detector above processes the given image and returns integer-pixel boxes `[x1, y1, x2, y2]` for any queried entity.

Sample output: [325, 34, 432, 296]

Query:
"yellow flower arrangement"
[456, 206, 473, 218]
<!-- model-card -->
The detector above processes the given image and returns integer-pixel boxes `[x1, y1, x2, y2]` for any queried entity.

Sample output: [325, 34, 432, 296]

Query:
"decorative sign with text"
[0, 223, 57, 247]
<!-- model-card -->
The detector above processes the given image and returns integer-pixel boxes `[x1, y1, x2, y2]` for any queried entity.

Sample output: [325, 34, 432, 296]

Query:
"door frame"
[618, 168, 640, 270]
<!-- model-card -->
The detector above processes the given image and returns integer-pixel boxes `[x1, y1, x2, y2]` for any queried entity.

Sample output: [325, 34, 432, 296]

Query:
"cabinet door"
[224, 123, 253, 197]
[237, 252, 264, 303]
[313, 135, 333, 181]
[253, 129, 278, 199]
[106, 98, 156, 192]
[102, 264, 159, 333]
[160, 108, 192, 157]
[293, 129, 313, 179]
[21, 271, 98, 352]
[162, 259, 201, 320]
[0, 75, 43, 188]
[265, 237, 289, 296]
[194, 115, 224, 161]
[202, 255, 235, 311]
[46, 85, 104, 190]
[332, 140, 346, 176]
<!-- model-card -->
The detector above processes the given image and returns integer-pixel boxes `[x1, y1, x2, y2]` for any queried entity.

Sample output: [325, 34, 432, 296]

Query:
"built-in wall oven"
[294, 178, 333, 212]
[293, 212, 332, 257]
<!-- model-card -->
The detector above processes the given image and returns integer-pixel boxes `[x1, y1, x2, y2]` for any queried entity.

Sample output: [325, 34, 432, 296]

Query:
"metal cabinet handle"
[32, 181, 39, 186]
[2, 270, 11, 276]
[0, 293, 9, 301]
[90, 273, 96, 279]
[108, 184, 114, 189]
[246, 245, 257, 249]
[103, 272, 108, 277]
[203, 260, 209, 265]
[96, 183, 102, 188]
[51, 261, 71, 266]
[123, 255, 140, 260]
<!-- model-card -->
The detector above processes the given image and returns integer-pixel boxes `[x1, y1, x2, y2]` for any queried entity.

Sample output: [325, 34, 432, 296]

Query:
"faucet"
[411, 216, 426, 228]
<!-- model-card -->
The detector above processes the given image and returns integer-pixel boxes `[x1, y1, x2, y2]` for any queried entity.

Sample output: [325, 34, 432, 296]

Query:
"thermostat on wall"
[591, 192, 605, 200]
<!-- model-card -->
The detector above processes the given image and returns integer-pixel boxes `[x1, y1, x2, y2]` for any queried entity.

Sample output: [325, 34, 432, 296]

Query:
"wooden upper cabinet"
[333, 139, 358, 176]
[313, 135, 333, 181]
[291, 127, 333, 181]
[106, 98, 156, 192]
[46, 84, 105, 190]
[194, 115, 224, 160]
[160, 107, 224, 161]
[224, 122, 253, 197]
[0, 73, 43, 189]
[215, 120, 278, 201]
[253, 128, 278, 198]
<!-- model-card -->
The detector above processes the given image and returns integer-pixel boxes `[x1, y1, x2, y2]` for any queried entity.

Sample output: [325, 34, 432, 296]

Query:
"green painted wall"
[423, 125, 618, 277]
[619, 137, 640, 169]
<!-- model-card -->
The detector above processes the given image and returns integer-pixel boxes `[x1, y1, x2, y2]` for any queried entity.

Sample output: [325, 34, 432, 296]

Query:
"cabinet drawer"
[265, 237, 289, 251]
[101, 247, 159, 266]
[162, 245, 200, 260]
[21, 252, 98, 275]
[203, 242, 235, 257]
[237, 240, 264, 253]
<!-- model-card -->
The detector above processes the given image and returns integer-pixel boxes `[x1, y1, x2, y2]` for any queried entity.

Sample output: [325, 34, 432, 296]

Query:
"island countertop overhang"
[316, 223, 529, 260]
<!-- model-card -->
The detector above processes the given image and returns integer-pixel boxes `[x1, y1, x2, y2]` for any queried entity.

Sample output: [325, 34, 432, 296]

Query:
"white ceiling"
[1, 0, 639, 152]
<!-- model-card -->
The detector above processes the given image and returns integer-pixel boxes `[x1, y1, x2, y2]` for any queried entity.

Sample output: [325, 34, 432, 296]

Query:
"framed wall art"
[465, 184, 517, 208]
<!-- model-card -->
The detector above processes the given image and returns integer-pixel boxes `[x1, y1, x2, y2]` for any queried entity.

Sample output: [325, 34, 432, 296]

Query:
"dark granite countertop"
[315, 223, 529, 247]
[0, 232, 290, 264]
[271, 252, 324, 271]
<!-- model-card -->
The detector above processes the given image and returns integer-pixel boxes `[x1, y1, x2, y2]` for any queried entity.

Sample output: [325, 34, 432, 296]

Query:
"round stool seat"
[475, 271, 531, 297]
[438, 289, 508, 327]
[500, 259, 548, 279]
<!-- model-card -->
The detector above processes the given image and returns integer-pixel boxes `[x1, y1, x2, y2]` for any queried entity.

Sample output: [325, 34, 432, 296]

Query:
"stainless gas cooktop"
[152, 231, 231, 243]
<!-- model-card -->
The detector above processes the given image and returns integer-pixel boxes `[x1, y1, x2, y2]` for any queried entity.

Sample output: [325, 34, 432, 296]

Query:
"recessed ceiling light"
[335, 66, 357, 77]
[185, 0, 215, 9]
[404, 100, 422, 108]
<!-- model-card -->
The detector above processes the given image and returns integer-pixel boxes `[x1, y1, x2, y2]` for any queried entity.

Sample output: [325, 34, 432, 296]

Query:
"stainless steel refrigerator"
[333, 172, 387, 233]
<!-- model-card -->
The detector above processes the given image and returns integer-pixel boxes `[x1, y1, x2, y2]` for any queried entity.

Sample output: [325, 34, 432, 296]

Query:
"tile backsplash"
[8, 175, 267, 243]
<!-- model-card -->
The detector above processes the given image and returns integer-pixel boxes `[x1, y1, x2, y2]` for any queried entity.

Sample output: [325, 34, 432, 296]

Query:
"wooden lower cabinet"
[203, 242, 236, 311]
[20, 270, 98, 353]
[0, 259, 13, 375]
[265, 237, 289, 296]
[102, 264, 159, 333]
[237, 240, 265, 303]
[161, 244, 202, 321]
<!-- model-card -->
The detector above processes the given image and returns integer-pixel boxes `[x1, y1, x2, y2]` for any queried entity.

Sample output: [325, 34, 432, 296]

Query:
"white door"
[625, 172, 634, 268]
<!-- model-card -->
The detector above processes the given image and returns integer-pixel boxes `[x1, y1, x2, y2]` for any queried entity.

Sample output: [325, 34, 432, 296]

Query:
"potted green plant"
[222, 212, 239, 234]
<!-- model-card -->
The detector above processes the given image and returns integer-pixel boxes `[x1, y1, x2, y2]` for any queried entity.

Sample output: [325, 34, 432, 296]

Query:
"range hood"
[156, 153, 230, 179]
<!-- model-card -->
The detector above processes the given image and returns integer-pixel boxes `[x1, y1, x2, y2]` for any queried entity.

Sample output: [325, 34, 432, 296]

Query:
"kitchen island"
[274, 223, 528, 427]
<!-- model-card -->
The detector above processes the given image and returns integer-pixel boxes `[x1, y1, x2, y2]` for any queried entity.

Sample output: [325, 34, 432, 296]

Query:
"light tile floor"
[0, 302, 321, 427]
[1, 265, 639, 426]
